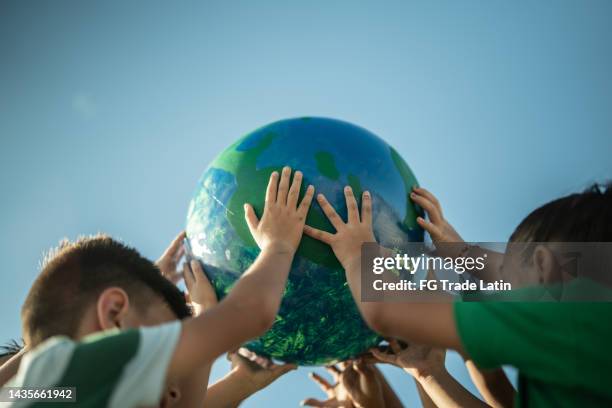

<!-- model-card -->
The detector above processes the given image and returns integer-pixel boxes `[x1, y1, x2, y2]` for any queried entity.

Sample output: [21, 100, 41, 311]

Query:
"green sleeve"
[454, 301, 577, 383]
[52, 328, 141, 408]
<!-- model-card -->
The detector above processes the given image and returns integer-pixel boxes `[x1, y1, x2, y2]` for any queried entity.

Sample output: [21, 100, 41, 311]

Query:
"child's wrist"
[261, 242, 296, 257]
[411, 366, 448, 384]
[217, 370, 253, 403]
[228, 366, 262, 395]
[341, 255, 362, 273]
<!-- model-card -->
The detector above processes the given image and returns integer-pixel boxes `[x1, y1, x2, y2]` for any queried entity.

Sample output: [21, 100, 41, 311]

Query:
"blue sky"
[1, 1, 611, 406]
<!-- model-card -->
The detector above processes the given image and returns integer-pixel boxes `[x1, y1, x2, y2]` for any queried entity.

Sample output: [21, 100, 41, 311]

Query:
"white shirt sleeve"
[108, 320, 182, 408]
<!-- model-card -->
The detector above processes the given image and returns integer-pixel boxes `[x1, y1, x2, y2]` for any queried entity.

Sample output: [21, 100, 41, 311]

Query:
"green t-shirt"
[455, 279, 612, 407]
[5, 321, 181, 408]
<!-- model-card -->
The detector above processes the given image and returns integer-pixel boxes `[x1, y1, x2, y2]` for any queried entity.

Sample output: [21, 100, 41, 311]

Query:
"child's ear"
[532, 245, 559, 284]
[96, 287, 131, 331]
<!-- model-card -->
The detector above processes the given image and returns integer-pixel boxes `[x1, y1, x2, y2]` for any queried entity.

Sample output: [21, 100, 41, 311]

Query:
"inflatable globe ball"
[186, 117, 423, 365]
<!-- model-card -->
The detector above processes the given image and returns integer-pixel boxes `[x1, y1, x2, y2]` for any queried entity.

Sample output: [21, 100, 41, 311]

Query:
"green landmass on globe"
[186, 117, 423, 365]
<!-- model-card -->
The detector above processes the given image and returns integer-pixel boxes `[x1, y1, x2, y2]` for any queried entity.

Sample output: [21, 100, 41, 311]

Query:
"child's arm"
[463, 360, 515, 408]
[178, 259, 220, 407]
[204, 349, 296, 408]
[371, 365, 405, 408]
[168, 167, 314, 381]
[0, 346, 27, 386]
[304, 187, 462, 351]
[410, 187, 504, 283]
[415, 369, 490, 408]
[371, 340, 489, 408]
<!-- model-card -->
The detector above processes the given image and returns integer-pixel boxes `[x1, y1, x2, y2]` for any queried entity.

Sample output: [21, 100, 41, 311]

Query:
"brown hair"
[22, 235, 191, 346]
[510, 182, 612, 243]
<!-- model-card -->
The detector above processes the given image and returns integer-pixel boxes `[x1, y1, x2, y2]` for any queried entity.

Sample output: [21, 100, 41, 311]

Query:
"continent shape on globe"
[186, 117, 423, 365]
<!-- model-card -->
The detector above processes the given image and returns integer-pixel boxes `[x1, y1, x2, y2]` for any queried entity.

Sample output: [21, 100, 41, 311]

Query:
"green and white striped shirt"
[5, 321, 181, 408]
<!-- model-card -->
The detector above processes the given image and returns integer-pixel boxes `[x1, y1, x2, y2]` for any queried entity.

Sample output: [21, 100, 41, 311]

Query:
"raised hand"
[244, 167, 315, 255]
[370, 339, 446, 381]
[302, 360, 385, 408]
[227, 348, 297, 396]
[204, 348, 296, 407]
[410, 187, 463, 244]
[303, 186, 375, 270]
[183, 259, 217, 315]
[156, 231, 186, 284]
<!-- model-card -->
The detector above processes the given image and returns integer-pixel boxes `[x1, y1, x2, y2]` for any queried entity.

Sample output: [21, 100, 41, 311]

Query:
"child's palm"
[245, 167, 314, 254]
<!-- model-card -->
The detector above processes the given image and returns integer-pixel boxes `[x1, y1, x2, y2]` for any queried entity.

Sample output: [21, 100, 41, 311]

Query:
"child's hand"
[227, 348, 297, 396]
[302, 360, 385, 408]
[183, 260, 217, 315]
[370, 339, 446, 381]
[410, 187, 463, 244]
[244, 166, 315, 255]
[156, 231, 186, 284]
[304, 186, 375, 270]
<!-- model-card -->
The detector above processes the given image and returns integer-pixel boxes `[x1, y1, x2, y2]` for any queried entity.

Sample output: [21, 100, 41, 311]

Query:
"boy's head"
[510, 182, 612, 244]
[21, 235, 191, 347]
[502, 182, 611, 286]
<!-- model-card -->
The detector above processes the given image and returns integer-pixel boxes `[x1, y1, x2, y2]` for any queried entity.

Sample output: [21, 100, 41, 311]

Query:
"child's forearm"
[464, 360, 515, 408]
[371, 365, 404, 408]
[343, 259, 462, 352]
[0, 347, 26, 386]
[343, 256, 380, 328]
[204, 370, 249, 408]
[225, 245, 294, 326]
[416, 367, 490, 408]
[171, 247, 294, 380]
[415, 381, 437, 408]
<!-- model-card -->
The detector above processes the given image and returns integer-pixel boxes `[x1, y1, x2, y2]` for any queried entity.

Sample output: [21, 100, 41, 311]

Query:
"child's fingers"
[189, 260, 212, 287]
[325, 365, 341, 381]
[352, 360, 368, 376]
[389, 339, 402, 354]
[244, 203, 260, 234]
[308, 372, 334, 391]
[272, 363, 297, 376]
[370, 348, 394, 364]
[173, 245, 185, 262]
[255, 355, 272, 369]
[413, 187, 442, 214]
[160, 231, 186, 259]
[357, 351, 378, 365]
[238, 347, 256, 360]
[344, 186, 359, 223]
[277, 166, 292, 205]
[287, 170, 303, 208]
[417, 216, 443, 240]
[183, 263, 195, 291]
[361, 191, 372, 226]
[317, 194, 344, 230]
[238, 347, 270, 368]
[339, 366, 358, 393]
[298, 185, 315, 217]
[265, 171, 279, 205]
[301, 397, 340, 407]
[163, 273, 181, 285]
[304, 225, 334, 244]
[410, 193, 443, 224]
